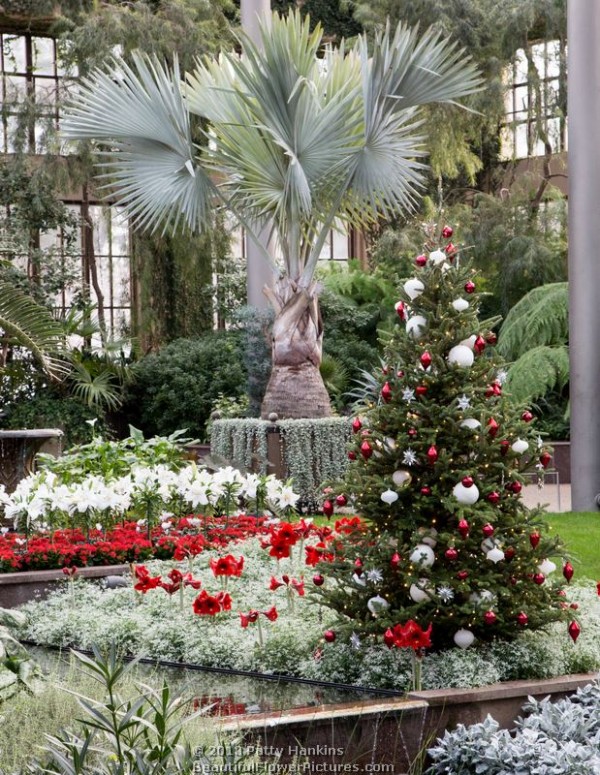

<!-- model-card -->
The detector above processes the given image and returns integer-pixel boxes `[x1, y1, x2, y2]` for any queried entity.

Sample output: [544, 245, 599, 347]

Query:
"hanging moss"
[210, 417, 352, 502]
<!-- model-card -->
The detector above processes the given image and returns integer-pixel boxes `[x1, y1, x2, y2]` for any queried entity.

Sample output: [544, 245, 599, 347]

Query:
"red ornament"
[348, 451, 357, 461]
[383, 628, 396, 648]
[483, 610, 497, 625]
[416, 385, 428, 396]
[533, 573, 545, 585]
[352, 417, 362, 433]
[529, 532, 541, 549]
[408, 428, 418, 438]
[313, 573, 324, 586]
[397, 370, 405, 378]
[381, 382, 392, 403]
[517, 612, 529, 627]
[456, 570, 469, 581]
[457, 519, 470, 539]
[395, 301, 406, 320]
[521, 410, 534, 423]
[445, 242, 457, 258]
[415, 254, 427, 267]
[465, 280, 476, 294]
[336, 494, 348, 507]
[354, 558, 363, 569]
[487, 418, 499, 438]
[462, 476, 474, 488]
[323, 630, 336, 643]
[360, 441, 373, 460]
[441, 225, 454, 239]
[445, 547, 459, 562]
[540, 452, 552, 469]
[511, 481, 522, 494]
[474, 336, 486, 355]
[486, 332, 498, 345]
[487, 491, 501, 505]
[322, 500, 334, 517]
[563, 562, 574, 583]
[499, 440, 510, 456]
[482, 523, 495, 538]
[570, 603, 579, 610]
[420, 351, 432, 369]
[390, 552, 401, 569]
[427, 445, 438, 464]
[504, 547, 516, 562]
[568, 621, 581, 643]
[420, 486, 432, 496]
[485, 382, 502, 398]
[597, 582, 600, 596]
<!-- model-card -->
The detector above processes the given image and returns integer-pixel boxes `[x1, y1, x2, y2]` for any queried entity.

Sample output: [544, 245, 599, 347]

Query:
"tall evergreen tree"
[314, 225, 575, 650]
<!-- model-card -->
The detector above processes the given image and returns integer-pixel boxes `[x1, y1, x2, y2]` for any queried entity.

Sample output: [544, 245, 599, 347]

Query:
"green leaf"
[505, 345, 570, 404]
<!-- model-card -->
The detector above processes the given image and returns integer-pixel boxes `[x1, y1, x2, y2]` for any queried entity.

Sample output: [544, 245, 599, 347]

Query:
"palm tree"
[61, 10, 481, 419]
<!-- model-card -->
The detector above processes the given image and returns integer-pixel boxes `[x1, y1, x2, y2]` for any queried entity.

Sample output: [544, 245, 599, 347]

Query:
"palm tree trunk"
[261, 277, 332, 419]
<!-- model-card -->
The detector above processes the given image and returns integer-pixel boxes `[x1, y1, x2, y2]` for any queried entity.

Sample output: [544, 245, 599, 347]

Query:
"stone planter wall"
[0, 565, 129, 608]
[218, 673, 595, 774]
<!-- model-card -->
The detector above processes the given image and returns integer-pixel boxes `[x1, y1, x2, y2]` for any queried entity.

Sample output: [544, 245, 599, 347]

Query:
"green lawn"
[545, 512, 600, 581]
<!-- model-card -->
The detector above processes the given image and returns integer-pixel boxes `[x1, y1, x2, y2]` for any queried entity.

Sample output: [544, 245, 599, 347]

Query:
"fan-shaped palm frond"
[504, 344, 569, 405]
[62, 54, 216, 234]
[497, 282, 568, 361]
[62, 10, 481, 285]
[68, 361, 124, 411]
[0, 280, 67, 378]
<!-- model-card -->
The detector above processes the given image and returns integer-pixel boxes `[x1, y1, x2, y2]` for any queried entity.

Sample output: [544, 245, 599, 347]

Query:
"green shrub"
[122, 334, 247, 440]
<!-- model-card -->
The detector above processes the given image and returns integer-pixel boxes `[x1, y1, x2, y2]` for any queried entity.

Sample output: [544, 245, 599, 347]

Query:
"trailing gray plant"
[210, 418, 352, 502]
[426, 681, 600, 775]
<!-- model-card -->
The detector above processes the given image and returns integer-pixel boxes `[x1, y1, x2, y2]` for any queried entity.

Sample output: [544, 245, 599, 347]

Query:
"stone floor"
[522, 482, 571, 513]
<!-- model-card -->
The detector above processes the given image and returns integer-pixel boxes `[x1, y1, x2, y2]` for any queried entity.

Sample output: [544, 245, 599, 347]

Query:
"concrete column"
[241, 0, 273, 309]
[568, 4, 600, 510]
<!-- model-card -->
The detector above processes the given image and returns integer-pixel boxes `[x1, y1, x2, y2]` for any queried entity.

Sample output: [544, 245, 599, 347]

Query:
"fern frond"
[497, 282, 568, 360]
[504, 345, 569, 404]
[0, 280, 68, 378]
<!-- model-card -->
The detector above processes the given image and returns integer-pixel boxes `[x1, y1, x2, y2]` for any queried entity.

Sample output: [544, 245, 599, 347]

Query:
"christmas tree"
[315, 226, 577, 651]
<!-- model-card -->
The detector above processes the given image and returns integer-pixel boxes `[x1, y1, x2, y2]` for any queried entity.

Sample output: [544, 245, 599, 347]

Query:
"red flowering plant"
[384, 620, 433, 691]
[192, 589, 231, 616]
[239, 605, 278, 647]
[132, 564, 162, 594]
[269, 573, 304, 612]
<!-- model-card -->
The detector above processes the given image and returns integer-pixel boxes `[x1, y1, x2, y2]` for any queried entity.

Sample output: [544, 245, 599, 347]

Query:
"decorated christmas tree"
[315, 226, 577, 651]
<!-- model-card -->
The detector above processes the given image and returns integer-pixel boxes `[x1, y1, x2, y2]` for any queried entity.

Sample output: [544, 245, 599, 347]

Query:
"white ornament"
[470, 590, 496, 607]
[454, 629, 475, 649]
[448, 345, 474, 368]
[385, 437, 396, 450]
[486, 547, 505, 564]
[352, 573, 366, 586]
[403, 278, 425, 300]
[460, 418, 481, 430]
[410, 543, 435, 567]
[457, 394, 471, 410]
[419, 527, 438, 548]
[481, 538, 498, 553]
[367, 595, 390, 616]
[453, 482, 480, 505]
[406, 315, 427, 338]
[366, 568, 384, 583]
[392, 469, 412, 487]
[402, 448, 418, 466]
[538, 558, 557, 575]
[429, 249, 446, 266]
[511, 439, 529, 455]
[460, 335, 477, 350]
[409, 580, 432, 602]
[496, 369, 508, 385]
[381, 489, 399, 505]
[452, 298, 469, 312]
[402, 388, 416, 403]
[350, 632, 361, 650]
[437, 585, 455, 603]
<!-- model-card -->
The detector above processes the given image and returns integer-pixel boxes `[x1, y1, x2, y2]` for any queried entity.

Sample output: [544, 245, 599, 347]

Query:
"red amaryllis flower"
[182, 572, 202, 590]
[133, 564, 162, 593]
[291, 578, 305, 596]
[215, 591, 232, 611]
[263, 605, 278, 622]
[210, 554, 244, 577]
[192, 590, 222, 616]
[239, 609, 260, 628]
[62, 566, 78, 576]
[168, 568, 183, 583]
[274, 522, 298, 544]
[385, 620, 432, 651]
[268, 537, 292, 559]
[269, 576, 285, 591]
